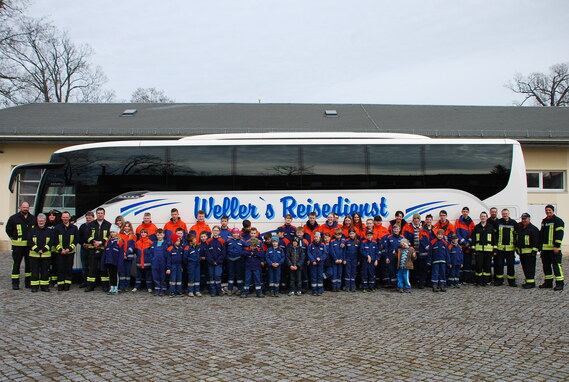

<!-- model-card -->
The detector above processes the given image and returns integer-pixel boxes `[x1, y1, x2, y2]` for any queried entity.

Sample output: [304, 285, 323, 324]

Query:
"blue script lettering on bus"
[195, 197, 261, 220]
[280, 196, 389, 219]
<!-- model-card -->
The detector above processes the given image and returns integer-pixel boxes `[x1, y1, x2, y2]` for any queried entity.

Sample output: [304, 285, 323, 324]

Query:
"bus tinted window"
[235, 145, 301, 190]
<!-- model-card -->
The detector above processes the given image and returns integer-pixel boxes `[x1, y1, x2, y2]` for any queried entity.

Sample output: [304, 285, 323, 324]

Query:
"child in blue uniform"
[101, 225, 124, 295]
[224, 227, 247, 296]
[448, 234, 463, 288]
[265, 235, 285, 297]
[344, 229, 360, 292]
[329, 229, 346, 292]
[360, 230, 380, 292]
[151, 229, 168, 296]
[167, 234, 185, 297]
[428, 229, 450, 292]
[308, 232, 328, 296]
[185, 234, 202, 297]
[383, 224, 403, 288]
[242, 237, 265, 298]
[206, 226, 226, 297]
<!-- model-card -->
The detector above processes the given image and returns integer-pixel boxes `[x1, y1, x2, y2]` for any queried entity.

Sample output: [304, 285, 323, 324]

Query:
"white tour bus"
[10, 132, 527, 267]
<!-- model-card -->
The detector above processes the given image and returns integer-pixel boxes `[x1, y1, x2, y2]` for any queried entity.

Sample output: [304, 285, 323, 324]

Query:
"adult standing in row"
[85, 208, 111, 292]
[539, 204, 564, 291]
[27, 213, 56, 292]
[5, 201, 35, 290]
[516, 213, 540, 289]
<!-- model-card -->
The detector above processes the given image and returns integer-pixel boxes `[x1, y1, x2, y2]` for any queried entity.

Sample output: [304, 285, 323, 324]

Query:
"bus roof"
[54, 133, 520, 154]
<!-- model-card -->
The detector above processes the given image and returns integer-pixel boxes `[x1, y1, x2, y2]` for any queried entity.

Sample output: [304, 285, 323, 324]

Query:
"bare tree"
[0, 16, 112, 107]
[506, 63, 569, 107]
[130, 87, 175, 103]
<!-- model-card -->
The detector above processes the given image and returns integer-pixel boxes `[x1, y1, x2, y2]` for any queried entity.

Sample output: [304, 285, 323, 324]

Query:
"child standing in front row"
[186, 234, 202, 297]
[448, 234, 463, 288]
[167, 234, 185, 297]
[308, 232, 328, 296]
[343, 229, 360, 292]
[101, 224, 124, 295]
[133, 228, 153, 293]
[265, 235, 285, 297]
[151, 229, 168, 296]
[242, 237, 265, 298]
[287, 237, 305, 296]
[428, 229, 450, 292]
[396, 238, 416, 293]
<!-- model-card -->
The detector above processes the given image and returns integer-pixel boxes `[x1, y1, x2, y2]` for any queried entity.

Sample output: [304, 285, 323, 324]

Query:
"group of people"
[5, 201, 565, 296]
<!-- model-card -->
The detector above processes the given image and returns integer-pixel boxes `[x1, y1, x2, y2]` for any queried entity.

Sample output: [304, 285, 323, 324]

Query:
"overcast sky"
[28, 0, 569, 106]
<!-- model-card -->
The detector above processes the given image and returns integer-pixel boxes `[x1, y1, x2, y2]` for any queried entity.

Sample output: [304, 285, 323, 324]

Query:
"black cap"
[366, 230, 374, 236]
[545, 204, 555, 211]
[276, 227, 285, 233]
[521, 213, 531, 219]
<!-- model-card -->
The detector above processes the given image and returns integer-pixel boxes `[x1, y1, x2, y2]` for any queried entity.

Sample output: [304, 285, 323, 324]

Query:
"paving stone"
[1, 253, 568, 380]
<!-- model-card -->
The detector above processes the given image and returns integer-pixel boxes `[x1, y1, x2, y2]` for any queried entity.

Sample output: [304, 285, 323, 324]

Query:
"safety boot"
[539, 280, 553, 289]
[553, 281, 564, 291]
[508, 279, 517, 287]
[12, 280, 20, 290]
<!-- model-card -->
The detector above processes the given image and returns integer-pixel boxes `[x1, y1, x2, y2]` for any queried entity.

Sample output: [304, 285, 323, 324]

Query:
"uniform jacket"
[166, 244, 185, 269]
[27, 225, 56, 258]
[303, 221, 320, 242]
[433, 220, 456, 239]
[188, 221, 210, 242]
[455, 216, 475, 247]
[5, 211, 35, 247]
[329, 238, 346, 262]
[150, 241, 168, 269]
[88, 219, 112, 253]
[280, 224, 297, 242]
[516, 223, 540, 255]
[471, 223, 496, 252]
[448, 243, 463, 267]
[134, 236, 154, 268]
[245, 247, 264, 271]
[307, 241, 328, 263]
[225, 237, 248, 260]
[360, 239, 380, 262]
[54, 222, 78, 254]
[101, 238, 124, 268]
[185, 244, 200, 263]
[164, 219, 189, 241]
[428, 238, 450, 265]
[540, 215, 564, 251]
[496, 217, 518, 251]
[383, 234, 403, 259]
[206, 237, 225, 265]
[119, 233, 137, 260]
[344, 238, 360, 260]
[265, 247, 285, 266]
[136, 222, 158, 241]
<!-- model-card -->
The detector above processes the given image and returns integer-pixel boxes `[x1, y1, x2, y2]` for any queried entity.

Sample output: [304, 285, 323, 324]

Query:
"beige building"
[1, 103, 568, 250]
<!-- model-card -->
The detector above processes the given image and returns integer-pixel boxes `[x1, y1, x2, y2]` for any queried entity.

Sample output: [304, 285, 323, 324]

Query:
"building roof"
[1, 103, 568, 145]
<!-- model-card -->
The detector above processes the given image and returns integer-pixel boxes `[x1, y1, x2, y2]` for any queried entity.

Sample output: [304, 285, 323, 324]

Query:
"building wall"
[0, 143, 66, 251]
[524, 147, 569, 218]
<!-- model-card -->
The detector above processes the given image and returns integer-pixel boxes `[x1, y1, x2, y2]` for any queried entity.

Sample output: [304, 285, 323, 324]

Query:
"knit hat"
[171, 234, 181, 244]
[250, 237, 259, 247]
[271, 235, 279, 242]
[412, 213, 421, 219]
[545, 204, 555, 211]
[110, 224, 120, 233]
[231, 228, 240, 234]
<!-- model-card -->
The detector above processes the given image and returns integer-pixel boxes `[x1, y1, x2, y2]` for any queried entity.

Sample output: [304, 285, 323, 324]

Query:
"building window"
[15, 168, 42, 213]
[527, 171, 565, 191]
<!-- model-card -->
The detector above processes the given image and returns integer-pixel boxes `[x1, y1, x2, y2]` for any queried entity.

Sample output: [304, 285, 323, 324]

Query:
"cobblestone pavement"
[1, 253, 568, 381]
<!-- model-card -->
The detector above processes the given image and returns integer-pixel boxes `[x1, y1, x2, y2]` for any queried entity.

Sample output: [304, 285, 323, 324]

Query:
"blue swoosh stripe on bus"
[132, 202, 181, 216]
[405, 203, 459, 219]
[120, 199, 166, 214]
[405, 201, 444, 215]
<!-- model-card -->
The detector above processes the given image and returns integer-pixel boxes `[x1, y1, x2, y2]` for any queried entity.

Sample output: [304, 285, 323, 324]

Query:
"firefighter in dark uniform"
[5, 201, 35, 290]
[27, 213, 57, 292]
[471, 211, 496, 286]
[539, 204, 564, 291]
[516, 213, 540, 289]
[85, 208, 112, 292]
[495, 208, 518, 287]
